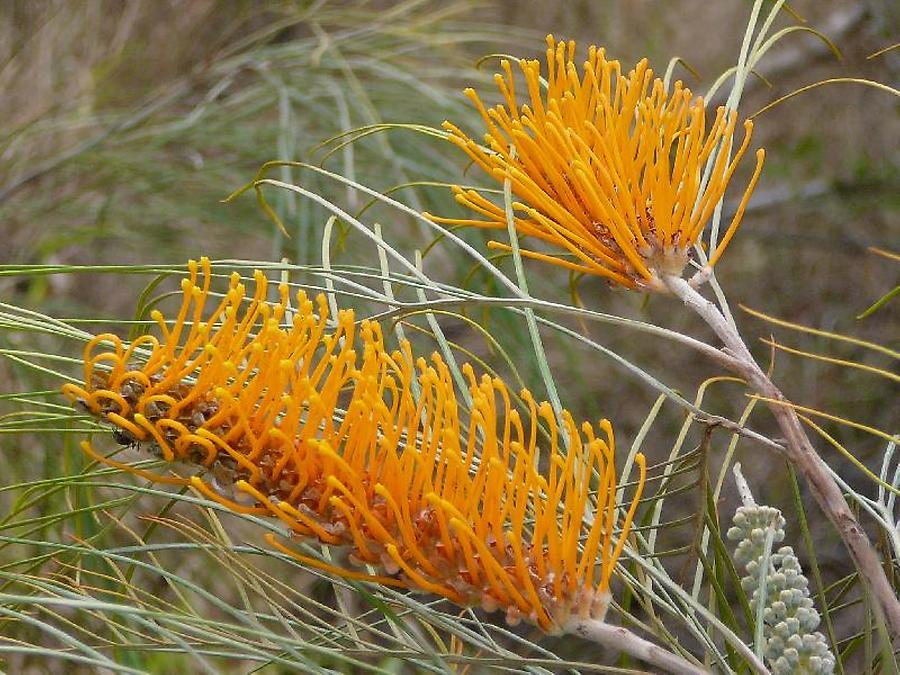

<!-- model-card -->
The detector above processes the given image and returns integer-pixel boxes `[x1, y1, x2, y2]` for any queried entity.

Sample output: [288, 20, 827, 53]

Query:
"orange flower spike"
[66, 260, 649, 632]
[429, 35, 765, 289]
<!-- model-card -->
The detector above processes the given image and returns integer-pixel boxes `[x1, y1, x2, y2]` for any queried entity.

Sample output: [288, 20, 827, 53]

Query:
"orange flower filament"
[63, 258, 646, 631]
[426, 35, 765, 289]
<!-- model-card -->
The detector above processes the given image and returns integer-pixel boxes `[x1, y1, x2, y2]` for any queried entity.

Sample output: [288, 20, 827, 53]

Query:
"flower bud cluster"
[728, 504, 835, 674]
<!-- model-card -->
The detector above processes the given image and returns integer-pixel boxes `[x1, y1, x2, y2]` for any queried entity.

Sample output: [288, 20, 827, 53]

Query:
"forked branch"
[663, 275, 900, 643]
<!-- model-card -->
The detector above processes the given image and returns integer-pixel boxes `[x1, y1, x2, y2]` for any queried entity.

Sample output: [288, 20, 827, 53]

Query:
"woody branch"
[663, 274, 900, 643]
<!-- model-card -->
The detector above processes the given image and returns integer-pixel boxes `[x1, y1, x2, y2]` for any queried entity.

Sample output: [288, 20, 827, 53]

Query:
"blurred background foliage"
[2, 0, 896, 423]
[0, 0, 897, 672]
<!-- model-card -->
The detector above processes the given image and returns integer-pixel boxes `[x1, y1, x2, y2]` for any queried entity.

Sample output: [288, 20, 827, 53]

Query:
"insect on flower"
[426, 35, 766, 290]
[63, 257, 646, 631]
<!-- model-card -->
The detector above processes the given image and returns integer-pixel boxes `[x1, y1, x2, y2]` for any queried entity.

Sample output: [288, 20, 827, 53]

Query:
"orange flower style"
[63, 258, 646, 631]
[427, 35, 765, 290]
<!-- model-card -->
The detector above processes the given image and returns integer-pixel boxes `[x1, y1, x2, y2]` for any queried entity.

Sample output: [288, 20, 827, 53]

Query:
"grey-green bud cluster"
[728, 505, 835, 674]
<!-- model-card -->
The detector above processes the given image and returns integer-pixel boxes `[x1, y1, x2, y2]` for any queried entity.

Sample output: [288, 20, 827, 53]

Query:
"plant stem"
[564, 618, 709, 674]
[664, 274, 900, 642]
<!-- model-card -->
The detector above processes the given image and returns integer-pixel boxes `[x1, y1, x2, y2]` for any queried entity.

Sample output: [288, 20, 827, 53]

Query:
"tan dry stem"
[564, 617, 709, 674]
